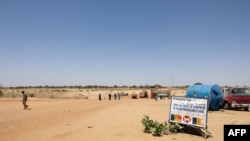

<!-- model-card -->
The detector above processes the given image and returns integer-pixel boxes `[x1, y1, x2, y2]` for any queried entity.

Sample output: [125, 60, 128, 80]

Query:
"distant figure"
[117, 93, 120, 100]
[21, 91, 28, 109]
[99, 93, 102, 101]
[108, 93, 111, 100]
[145, 91, 148, 99]
[154, 95, 157, 101]
[114, 93, 117, 100]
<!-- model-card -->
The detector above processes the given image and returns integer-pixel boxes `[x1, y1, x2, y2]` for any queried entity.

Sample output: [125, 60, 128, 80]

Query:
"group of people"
[21, 91, 123, 109]
[98, 93, 121, 101]
[109, 93, 121, 100]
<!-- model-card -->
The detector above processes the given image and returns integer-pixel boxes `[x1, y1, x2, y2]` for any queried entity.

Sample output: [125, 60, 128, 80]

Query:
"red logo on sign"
[183, 115, 191, 123]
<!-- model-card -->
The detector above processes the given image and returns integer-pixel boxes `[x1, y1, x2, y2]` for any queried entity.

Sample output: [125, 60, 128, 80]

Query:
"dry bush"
[0, 90, 3, 97]
[29, 93, 36, 97]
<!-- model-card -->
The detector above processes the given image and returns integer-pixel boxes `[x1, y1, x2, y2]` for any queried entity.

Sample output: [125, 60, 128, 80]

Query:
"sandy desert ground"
[0, 89, 250, 141]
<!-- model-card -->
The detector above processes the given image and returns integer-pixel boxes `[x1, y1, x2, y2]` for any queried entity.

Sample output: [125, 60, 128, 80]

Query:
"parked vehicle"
[131, 93, 138, 99]
[221, 86, 250, 111]
[139, 90, 148, 98]
[156, 93, 169, 99]
[151, 88, 171, 99]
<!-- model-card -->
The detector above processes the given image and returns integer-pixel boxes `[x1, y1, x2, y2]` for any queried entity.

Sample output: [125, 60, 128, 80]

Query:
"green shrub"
[167, 122, 182, 133]
[141, 115, 155, 133]
[141, 115, 182, 136]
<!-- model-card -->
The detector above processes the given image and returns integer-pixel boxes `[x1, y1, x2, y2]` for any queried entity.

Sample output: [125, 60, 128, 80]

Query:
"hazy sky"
[0, 0, 250, 87]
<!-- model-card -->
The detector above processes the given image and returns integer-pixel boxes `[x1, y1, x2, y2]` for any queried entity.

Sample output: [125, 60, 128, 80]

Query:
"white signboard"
[169, 96, 208, 128]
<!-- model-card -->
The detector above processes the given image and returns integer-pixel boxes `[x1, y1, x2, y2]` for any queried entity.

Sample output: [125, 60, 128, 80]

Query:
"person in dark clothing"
[21, 91, 28, 109]
[114, 93, 117, 100]
[108, 93, 111, 100]
[98, 93, 102, 101]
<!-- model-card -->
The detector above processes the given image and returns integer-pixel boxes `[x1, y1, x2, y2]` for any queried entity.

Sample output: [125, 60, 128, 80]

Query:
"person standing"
[114, 93, 117, 100]
[98, 93, 102, 101]
[117, 93, 120, 100]
[108, 93, 111, 100]
[21, 91, 28, 109]
[145, 91, 148, 99]
[154, 95, 158, 101]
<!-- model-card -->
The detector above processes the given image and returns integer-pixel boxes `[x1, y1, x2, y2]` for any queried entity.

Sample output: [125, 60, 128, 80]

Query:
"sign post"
[169, 96, 210, 138]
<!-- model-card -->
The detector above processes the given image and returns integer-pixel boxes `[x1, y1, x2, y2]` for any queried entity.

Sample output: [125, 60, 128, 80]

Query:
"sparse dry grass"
[0, 87, 186, 99]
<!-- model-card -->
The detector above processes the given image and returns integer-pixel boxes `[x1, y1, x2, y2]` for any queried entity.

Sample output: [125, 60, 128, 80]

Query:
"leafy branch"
[141, 115, 182, 136]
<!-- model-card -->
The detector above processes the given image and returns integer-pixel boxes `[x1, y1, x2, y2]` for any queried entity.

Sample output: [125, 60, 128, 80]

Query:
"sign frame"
[169, 96, 209, 129]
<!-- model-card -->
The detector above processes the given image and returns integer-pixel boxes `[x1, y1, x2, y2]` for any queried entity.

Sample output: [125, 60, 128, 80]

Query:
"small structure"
[151, 88, 171, 99]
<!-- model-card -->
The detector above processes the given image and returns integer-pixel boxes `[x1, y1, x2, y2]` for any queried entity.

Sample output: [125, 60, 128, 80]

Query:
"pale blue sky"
[0, 0, 250, 87]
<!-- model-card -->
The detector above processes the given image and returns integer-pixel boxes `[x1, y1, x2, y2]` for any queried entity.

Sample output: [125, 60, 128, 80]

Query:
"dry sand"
[0, 95, 250, 141]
